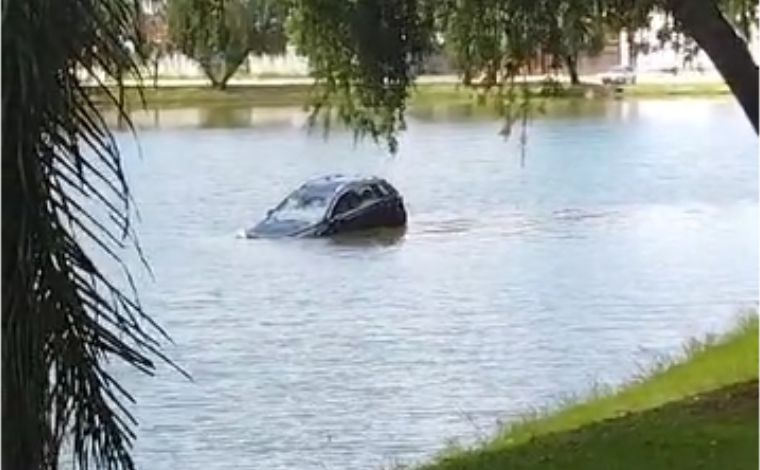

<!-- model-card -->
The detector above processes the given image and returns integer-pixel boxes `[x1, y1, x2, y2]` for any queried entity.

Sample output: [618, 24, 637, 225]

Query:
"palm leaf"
[2, 1, 181, 469]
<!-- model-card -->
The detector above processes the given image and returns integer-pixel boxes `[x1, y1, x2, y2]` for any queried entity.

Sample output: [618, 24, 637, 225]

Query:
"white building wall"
[146, 46, 309, 78]
[154, 52, 204, 77]
[244, 46, 310, 76]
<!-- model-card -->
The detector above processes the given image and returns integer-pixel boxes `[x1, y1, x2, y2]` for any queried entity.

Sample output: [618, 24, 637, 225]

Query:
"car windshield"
[269, 189, 329, 224]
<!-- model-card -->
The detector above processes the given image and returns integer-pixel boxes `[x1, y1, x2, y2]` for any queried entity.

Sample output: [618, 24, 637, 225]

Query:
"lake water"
[110, 98, 757, 470]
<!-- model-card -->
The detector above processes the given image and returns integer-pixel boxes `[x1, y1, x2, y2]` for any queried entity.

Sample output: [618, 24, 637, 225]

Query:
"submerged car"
[245, 175, 407, 238]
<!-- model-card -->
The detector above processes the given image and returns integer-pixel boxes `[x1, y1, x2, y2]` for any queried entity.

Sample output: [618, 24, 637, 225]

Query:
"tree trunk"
[116, 70, 125, 129]
[199, 63, 226, 90]
[200, 56, 247, 91]
[669, 0, 759, 132]
[627, 30, 637, 68]
[484, 64, 498, 88]
[565, 54, 580, 85]
[463, 68, 472, 86]
[219, 52, 250, 90]
[153, 57, 159, 89]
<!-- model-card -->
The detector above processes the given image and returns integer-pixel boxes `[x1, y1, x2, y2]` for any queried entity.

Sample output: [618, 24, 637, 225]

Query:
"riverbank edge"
[90, 81, 731, 110]
[418, 313, 758, 470]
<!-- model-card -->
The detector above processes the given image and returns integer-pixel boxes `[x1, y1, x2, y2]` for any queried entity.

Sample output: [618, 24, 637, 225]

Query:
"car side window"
[379, 182, 397, 196]
[332, 190, 362, 217]
[359, 185, 378, 203]
[370, 183, 387, 198]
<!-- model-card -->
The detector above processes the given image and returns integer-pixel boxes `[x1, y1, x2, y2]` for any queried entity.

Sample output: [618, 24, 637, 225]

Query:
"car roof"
[299, 174, 385, 199]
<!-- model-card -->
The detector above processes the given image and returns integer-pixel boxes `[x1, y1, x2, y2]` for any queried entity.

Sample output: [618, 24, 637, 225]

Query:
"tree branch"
[669, 0, 759, 133]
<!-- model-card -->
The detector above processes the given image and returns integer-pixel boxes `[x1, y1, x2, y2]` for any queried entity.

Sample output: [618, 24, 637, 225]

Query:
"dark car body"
[245, 175, 407, 238]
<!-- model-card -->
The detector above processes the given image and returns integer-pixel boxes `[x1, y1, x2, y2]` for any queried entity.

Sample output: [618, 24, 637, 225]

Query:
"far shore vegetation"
[91, 81, 732, 111]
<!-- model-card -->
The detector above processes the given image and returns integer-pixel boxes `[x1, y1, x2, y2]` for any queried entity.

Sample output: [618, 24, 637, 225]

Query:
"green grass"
[419, 314, 758, 470]
[90, 81, 731, 110]
[94, 85, 314, 109]
[622, 82, 731, 97]
[423, 381, 757, 470]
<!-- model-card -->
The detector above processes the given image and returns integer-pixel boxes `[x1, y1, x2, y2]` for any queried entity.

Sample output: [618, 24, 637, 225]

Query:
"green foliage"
[436, 0, 506, 86]
[436, 0, 612, 85]
[428, 0, 605, 137]
[604, 0, 657, 33]
[287, 0, 653, 150]
[167, 0, 288, 88]
[716, 0, 757, 39]
[288, 0, 436, 152]
[138, 1, 173, 87]
[551, 0, 608, 81]
[288, 0, 565, 151]
[289, 0, 758, 150]
[636, 0, 758, 68]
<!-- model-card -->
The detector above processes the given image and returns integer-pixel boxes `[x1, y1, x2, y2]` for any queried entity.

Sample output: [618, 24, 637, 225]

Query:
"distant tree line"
[147, 0, 757, 131]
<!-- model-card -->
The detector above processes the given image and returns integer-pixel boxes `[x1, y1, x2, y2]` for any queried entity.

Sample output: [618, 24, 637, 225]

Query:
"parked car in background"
[245, 175, 407, 238]
[600, 65, 637, 85]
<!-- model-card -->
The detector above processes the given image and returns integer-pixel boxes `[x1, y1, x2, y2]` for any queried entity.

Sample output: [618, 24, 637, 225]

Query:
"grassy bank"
[99, 84, 314, 109]
[92, 81, 731, 110]
[622, 82, 731, 97]
[420, 314, 758, 470]
[411, 82, 730, 106]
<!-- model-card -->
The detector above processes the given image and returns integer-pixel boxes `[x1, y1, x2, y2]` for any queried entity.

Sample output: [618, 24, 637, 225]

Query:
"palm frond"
[2, 0, 180, 469]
